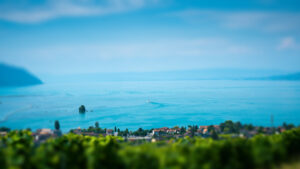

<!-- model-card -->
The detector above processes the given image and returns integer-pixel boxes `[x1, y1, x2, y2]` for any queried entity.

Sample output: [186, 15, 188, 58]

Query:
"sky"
[0, 0, 300, 76]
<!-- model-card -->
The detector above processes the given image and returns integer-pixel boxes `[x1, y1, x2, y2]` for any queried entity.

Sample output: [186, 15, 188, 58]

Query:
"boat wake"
[146, 100, 166, 108]
[0, 105, 33, 123]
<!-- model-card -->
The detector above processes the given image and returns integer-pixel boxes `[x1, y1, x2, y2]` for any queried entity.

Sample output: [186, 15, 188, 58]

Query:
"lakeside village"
[0, 120, 297, 144]
[0, 105, 297, 143]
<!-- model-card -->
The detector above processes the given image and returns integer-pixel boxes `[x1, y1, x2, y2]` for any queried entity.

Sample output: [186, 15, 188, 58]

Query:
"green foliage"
[132, 128, 150, 137]
[282, 123, 295, 130]
[95, 122, 99, 128]
[0, 126, 10, 132]
[220, 120, 242, 133]
[211, 130, 219, 140]
[118, 128, 130, 137]
[0, 130, 34, 169]
[189, 125, 197, 137]
[54, 120, 60, 130]
[244, 124, 254, 131]
[0, 128, 300, 169]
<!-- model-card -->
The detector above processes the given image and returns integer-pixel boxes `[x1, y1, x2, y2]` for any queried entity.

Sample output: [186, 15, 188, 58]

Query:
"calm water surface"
[0, 80, 299, 132]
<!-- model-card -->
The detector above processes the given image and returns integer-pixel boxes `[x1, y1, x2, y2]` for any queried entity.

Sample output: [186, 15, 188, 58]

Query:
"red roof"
[199, 126, 209, 129]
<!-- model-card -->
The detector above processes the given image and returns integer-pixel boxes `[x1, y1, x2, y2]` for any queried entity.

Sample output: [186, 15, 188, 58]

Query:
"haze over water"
[1, 80, 299, 132]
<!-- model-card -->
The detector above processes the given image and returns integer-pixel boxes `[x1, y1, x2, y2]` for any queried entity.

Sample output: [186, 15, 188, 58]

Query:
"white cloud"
[278, 37, 297, 50]
[0, 0, 157, 23]
[16, 38, 252, 59]
[172, 10, 300, 32]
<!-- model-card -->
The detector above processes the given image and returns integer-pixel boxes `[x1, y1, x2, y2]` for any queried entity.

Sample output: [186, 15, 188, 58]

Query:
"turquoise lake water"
[0, 80, 299, 132]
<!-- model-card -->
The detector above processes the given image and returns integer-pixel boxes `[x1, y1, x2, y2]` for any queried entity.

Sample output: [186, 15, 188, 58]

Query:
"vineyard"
[0, 128, 300, 169]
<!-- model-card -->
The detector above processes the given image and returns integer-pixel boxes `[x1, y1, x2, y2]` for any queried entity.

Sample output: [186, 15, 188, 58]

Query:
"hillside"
[266, 72, 300, 80]
[0, 63, 42, 87]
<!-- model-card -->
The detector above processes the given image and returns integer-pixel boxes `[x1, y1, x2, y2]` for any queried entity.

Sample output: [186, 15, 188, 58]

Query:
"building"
[158, 127, 169, 132]
[152, 129, 160, 136]
[106, 129, 114, 135]
[202, 128, 208, 135]
[72, 128, 82, 135]
[198, 126, 209, 134]
[32, 129, 54, 143]
[213, 125, 221, 132]
[151, 127, 171, 136]
[167, 129, 178, 134]
[114, 132, 119, 136]
[54, 129, 62, 137]
[0, 131, 7, 137]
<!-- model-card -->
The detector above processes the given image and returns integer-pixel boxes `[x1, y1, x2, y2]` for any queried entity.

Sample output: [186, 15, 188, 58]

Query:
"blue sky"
[0, 0, 300, 75]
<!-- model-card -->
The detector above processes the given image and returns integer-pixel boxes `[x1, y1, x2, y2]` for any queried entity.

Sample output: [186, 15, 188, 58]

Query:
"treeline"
[0, 128, 300, 169]
[70, 123, 151, 137]
[69, 120, 297, 138]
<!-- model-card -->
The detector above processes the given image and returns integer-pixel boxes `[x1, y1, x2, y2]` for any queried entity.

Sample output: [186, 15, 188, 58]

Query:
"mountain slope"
[263, 72, 300, 81]
[0, 63, 42, 87]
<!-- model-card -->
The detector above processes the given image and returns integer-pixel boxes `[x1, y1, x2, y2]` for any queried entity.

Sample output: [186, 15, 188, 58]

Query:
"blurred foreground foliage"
[0, 128, 300, 169]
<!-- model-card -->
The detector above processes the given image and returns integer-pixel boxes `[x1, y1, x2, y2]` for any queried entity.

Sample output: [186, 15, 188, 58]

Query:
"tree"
[208, 125, 215, 132]
[125, 128, 129, 136]
[283, 122, 295, 130]
[114, 126, 117, 132]
[54, 120, 62, 137]
[258, 126, 264, 133]
[55, 120, 60, 130]
[211, 130, 218, 140]
[190, 125, 197, 137]
[234, 121, 242, 133]
[220, 120, 240, 133]
[244, 124, 254, 131]
[133, 128, 147, 136]
[0, 127, 10, 132]
[287, 124, 295, 130]
[180, 127, 186, 135]
[79, 105, 86, 114]
[95, 122, 99, 128]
